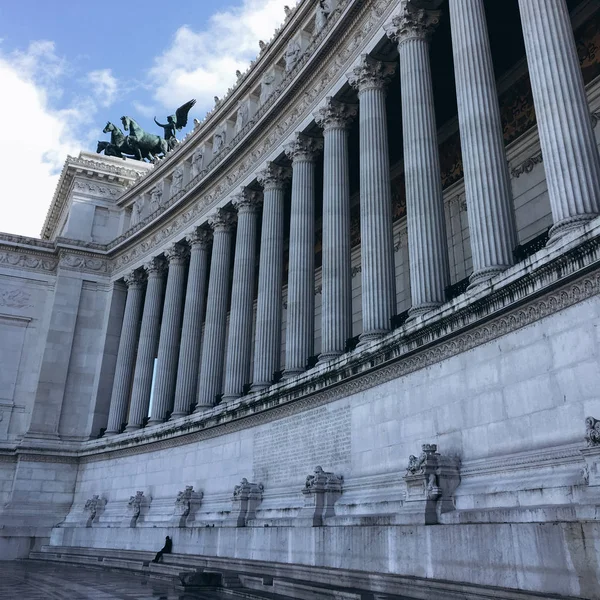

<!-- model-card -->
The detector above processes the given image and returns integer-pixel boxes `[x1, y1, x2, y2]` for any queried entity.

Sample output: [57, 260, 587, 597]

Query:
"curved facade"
[2, 0, 600, 597]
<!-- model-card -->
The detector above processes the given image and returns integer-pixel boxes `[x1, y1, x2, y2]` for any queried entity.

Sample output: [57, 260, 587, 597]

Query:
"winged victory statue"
[154, 99, 197, 151]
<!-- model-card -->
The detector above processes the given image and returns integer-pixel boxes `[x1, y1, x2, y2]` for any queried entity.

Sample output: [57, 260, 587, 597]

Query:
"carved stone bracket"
[84, 494, 106, 528]
[297, 466, 344, 527]
[126, 490, 149, 528]
[402, 444, 460, 525]
[228, 478, 264, 527]
[173, 485, 203, 528]
[581, 417, 600, 488]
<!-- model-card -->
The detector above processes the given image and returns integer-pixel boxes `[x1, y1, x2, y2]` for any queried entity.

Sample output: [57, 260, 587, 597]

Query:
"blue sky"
[0, 0, 292, 237]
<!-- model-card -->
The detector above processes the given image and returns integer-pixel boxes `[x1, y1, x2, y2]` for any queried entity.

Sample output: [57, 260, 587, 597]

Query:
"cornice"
[52, 218, 600, 462]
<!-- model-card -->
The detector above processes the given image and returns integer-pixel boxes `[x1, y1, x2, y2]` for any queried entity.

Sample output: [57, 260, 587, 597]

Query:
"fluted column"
[283, 133, 323, 377]
[171, 228, 212, 418]
[518, 0, 600, 241]
[347, 55, 396, 342]
[148, 243, 189, 425]
[386, 6, 449, 319]
[105, 270, 146, 436]
[314, 99, 357, 361]
[126, 257, 167, 431]
[448, 0, 517, 286]
[252, 163, 292, 390]
[196, 208, 236, 410]
[222, 190, 262, 401]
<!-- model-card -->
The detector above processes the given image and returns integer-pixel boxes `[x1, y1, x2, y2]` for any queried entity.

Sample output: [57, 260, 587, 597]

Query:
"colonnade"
[105, 0, 600, 435]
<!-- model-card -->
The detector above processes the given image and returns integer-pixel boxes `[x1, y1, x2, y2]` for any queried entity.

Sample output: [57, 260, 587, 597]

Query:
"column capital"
[186, 227, 213, 248]
[314, 97, 358, 131]
[124, 269, 147, 289]
[164, 243, 190, 265]
[284, 133, 324, 163]
[384, 2, 441, 45]
[346, 54, 396, 93]
[257, 162, 292, 191]
[209, 207, 237, 232]
[144, 255, 168, 277]
[232, 188, 263, 214]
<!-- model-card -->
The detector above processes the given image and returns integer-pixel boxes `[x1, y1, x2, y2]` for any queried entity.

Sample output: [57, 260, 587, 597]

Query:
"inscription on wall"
[253, 405, 351, 485]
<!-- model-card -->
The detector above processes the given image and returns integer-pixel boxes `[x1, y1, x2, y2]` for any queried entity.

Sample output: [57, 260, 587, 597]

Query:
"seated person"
[152, 535, 172, 563]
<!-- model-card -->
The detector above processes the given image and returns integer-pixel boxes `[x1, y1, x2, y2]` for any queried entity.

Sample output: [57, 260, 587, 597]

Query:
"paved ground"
[0, 561, 241, 600]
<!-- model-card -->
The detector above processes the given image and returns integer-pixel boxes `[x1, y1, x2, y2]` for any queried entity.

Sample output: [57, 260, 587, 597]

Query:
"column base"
[103, 430, 119, 437]
[357, 330, 389, 348]
[283, 368, 305, 380]
[467, 266, 511, 290]
[250, 381, 271, 392]
[318, 351, 343, 364]
[124, 424, 141, 433]
[146, 419, 163, 427]
[221, 394, 241, 403]
[548, 214, 597, 244]
[193, 404, 212, 413]
[169, 412, 187, 420]
[406, 303, 442, 323]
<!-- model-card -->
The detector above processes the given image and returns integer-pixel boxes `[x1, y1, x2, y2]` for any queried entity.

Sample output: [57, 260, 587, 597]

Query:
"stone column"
[386, 5, 450, 319]
[518, 0, 600, 241]
[314, 98, 357, 361]
[196, 208, 236, 410]
[347, 55, 396, 342]
[252, 163, 292, 390]
[105, 270, 146, 436]
[222, 190, 262, 401]
[148, 243, 189, 425]
[171, 228, 212, 419]
[448, 0, 518, 286]
[126, 257, 167, 431]
[283, 133, 323, 377]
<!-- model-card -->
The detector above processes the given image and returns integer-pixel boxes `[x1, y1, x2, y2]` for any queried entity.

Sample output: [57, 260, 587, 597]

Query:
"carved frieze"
[60, 254, 109, 274]
[0, 251, 57, 273]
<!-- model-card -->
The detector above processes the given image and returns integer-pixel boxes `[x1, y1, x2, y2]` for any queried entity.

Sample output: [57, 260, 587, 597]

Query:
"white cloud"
[149, 0, 294, 114]
[0, 42, 102, 237]
[87, 69, 118, 107]
[132, 101, 158, 119]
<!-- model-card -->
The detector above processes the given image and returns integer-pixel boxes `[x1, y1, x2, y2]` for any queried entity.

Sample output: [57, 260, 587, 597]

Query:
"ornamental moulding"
[108, 0, 394, 273]
[0, 250, 57, 273]
[76, 226, 600, 463]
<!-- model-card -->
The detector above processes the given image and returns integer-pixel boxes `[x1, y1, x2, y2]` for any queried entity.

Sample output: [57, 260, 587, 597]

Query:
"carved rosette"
[314, 97, 358, 132]
[232, 188, 263, 215]
[144, 256, 167, 278]
[284, 133, 324, 164]
[346, 54, 396, 93]
[208, 207, 237, 232]
[257, 162, 292, 191]
[384, 3, 441, 46]
[124, 269, 147, 289]
[164, 243, 190, 266]
[186, 227, 213, 249]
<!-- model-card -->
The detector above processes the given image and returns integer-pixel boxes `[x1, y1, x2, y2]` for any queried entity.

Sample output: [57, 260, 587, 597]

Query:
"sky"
[0, 0, 294, 238]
